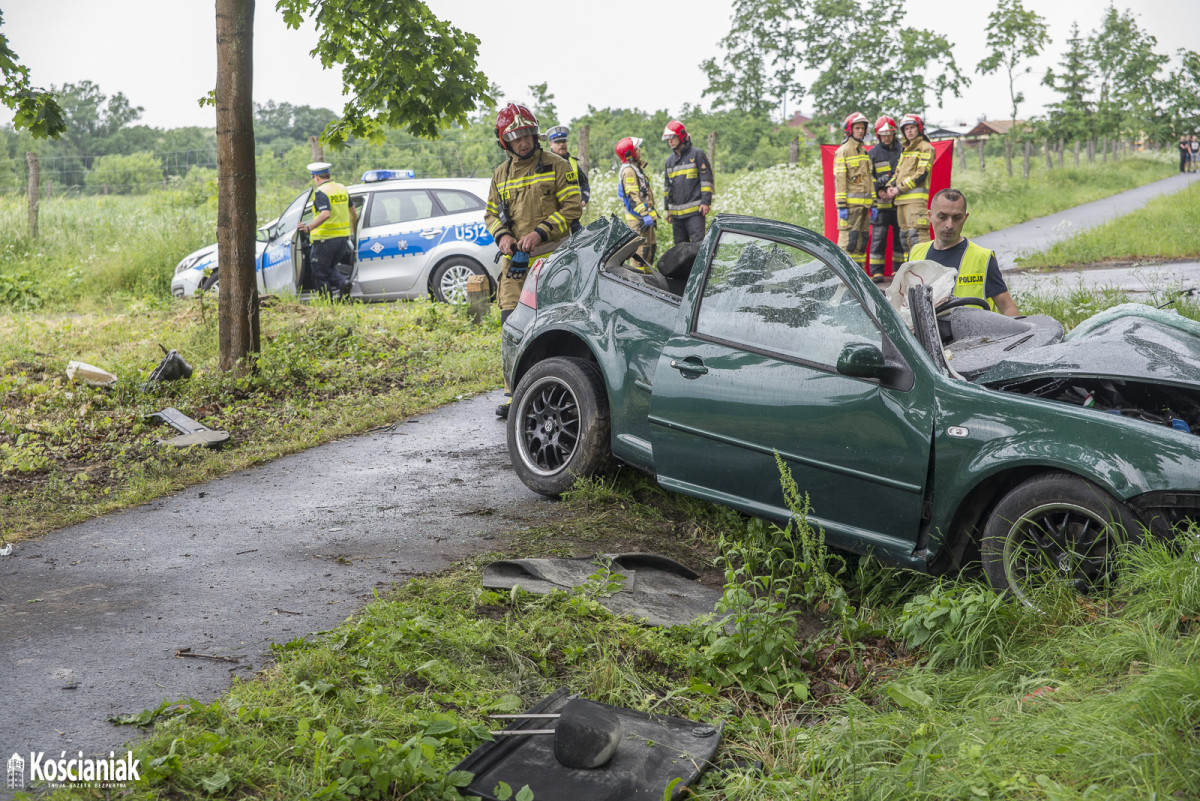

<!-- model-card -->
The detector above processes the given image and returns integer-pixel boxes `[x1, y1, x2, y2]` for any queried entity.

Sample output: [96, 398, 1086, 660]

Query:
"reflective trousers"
[836, 206, 870, 270]
[896, 203, 931, 264]
[868, 207, 902, 277]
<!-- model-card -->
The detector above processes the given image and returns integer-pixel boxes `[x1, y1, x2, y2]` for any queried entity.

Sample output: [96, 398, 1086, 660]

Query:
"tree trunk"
[959, 138, 966, 170]
[215, 0, 260, 374]
[979, 139, 986, 172]
[577, 125, 590, 175]
[1101, 137, 1108, 163]
[308, 135, 324, 162]
[1088, 138, 1095, 163]
[1044, 140, 1053, 170]
[707, 130, 717, 173]
[789, 137, 799, 165]
[1058, 138, 1064, 168]
[26, 152, 39, 239]
[1023, 140, 1031, 179]
[1005, 136, 1013, 177]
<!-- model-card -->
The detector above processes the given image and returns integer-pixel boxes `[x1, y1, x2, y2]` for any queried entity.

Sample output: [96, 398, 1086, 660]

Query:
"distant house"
[925, 127, 963, 141]
[961, 119, 1031, 154]
[784, 111, 822, 142]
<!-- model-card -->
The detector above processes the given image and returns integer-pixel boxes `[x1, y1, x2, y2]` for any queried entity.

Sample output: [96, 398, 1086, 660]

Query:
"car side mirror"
[837, 342, 886, 379]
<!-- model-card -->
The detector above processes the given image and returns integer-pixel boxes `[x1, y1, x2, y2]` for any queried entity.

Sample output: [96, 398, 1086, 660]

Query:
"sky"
[1, 0, 1198, 134]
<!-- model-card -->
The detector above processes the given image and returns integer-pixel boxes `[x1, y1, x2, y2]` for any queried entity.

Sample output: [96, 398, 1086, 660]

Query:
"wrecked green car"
[501, 214, 1200, 601]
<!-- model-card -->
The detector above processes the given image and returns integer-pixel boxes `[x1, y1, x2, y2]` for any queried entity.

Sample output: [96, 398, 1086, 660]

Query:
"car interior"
[602, 238, 700, 298]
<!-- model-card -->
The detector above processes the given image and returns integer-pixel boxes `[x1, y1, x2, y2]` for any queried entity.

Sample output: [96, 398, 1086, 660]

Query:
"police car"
[170, 171, 501, 303]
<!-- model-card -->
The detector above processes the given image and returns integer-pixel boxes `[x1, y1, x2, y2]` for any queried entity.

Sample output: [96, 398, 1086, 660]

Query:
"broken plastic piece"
[148, 407, 229, 448]
[65, 360, 118, 386]
[0, 543, 12, 557]
[143, 345, 193, 389]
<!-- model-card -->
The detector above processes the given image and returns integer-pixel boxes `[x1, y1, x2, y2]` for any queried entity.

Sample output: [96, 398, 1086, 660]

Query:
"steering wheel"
[936, 295, 990, 315]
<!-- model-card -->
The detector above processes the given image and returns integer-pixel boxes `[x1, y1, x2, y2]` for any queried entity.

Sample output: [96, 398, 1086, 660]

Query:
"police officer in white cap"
[297, 161, 357, 297]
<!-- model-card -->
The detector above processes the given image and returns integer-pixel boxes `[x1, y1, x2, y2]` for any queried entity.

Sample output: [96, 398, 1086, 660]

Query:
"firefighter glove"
[641, 215, 656, 229]
[870, 207, 878, 223]
[838, 208, 849, 221]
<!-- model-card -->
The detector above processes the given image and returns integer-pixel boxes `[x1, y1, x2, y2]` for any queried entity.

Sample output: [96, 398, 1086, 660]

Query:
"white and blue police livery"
[170, 173, 501, 303]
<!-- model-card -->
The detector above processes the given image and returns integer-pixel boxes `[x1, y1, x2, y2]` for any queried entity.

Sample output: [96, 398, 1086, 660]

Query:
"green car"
[501, 214, 1200, 601]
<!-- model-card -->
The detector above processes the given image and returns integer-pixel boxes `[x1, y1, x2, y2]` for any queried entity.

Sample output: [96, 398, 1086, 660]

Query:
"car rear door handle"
[670, 358, 708, 376]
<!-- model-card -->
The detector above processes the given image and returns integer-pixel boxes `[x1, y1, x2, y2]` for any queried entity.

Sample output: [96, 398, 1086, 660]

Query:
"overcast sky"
[2, 0, 1197, 134]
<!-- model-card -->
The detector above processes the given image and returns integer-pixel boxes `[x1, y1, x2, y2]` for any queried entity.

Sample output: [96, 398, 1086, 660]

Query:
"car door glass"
[694, 230, 880, 367]
[432, 189, 485, 213]
[366, 189, 436, 228]
[276, 188, 312, 237]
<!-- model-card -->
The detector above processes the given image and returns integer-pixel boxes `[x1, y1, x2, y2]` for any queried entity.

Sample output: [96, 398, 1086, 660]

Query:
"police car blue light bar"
[361, 169, 415, 182]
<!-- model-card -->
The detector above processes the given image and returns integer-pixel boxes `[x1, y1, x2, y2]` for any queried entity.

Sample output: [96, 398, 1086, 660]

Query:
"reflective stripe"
[668, 167, 699, 179]
[498, 173, 556, 196]
[556, 185, 581, 201]
[668, 202, 702, 214]
[895, 189, 928, 203]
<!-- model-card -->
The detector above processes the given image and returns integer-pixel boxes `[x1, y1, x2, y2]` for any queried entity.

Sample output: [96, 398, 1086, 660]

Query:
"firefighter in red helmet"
[886, 113, 935, 263]
[615, 136, 659, 268]
[833, 111, 875, 273]
[868, 115, 903, 282]
[485, 102, 582, 418]
[662, 120, 714, 244]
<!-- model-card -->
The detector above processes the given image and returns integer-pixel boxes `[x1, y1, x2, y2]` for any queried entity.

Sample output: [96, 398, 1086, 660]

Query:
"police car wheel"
[200, 271, 219, 294]
[431, 257, 487, 304]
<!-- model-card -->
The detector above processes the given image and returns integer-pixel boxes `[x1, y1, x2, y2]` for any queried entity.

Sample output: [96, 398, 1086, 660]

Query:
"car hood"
[976, 304, 1200, 389]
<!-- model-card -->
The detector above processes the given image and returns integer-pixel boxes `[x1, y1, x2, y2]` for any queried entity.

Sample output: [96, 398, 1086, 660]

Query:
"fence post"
[1087, 138, 1095, 163]
[1100, 137, 1108, 163]
[1023, 140, 1031, 179]
[979, 139, 986, 172]
[1058, 138, 1064, 168]
[959, 139, 966, 170]
[1074, 139, 1080, 166]
[309, 135, 324, 162]
[1044, 139, 1053, 170]
[578, 125, 590, 175]
[26, 151, 39, 238]
[789, 137, 799, 165]
[707, 130, 718, 173]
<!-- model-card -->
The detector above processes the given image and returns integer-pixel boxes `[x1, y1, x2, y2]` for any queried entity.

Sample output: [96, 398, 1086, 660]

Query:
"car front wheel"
[507, 357, 610, 497]
[981, 472, 1142, 606]
[431, 257, 488, 304]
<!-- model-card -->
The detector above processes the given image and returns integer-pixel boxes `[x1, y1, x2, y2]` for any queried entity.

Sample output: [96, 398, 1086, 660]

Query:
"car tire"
[507, 357, 610, 498]
[199, 271, 219, 294]
[981, 472, 1142, 606]
[430, 257, 488, 304]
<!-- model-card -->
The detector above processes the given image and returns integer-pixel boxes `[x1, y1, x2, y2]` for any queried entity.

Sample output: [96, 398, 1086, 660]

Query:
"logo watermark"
[7, 750, 141, 790]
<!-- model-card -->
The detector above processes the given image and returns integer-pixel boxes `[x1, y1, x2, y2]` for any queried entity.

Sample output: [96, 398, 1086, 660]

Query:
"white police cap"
[307, 161, 333, 174]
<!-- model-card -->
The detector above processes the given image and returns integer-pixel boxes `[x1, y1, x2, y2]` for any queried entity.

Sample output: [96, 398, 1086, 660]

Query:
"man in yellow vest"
[297, 161, 357, 297]
[907, 188, 1020, 316]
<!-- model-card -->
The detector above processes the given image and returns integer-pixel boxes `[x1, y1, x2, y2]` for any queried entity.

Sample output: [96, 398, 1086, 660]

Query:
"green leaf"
[885, 682, 934, 709]
[200, 770, 232, 792]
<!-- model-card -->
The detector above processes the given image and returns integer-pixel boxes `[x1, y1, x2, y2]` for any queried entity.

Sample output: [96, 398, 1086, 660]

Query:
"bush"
[84, 151, 164, 195]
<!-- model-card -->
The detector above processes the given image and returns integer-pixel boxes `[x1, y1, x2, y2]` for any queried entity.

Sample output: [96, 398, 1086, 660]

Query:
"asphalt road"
[0, 391, 544, 797]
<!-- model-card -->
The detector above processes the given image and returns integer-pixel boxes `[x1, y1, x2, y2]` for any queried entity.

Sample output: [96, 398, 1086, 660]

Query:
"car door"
[648, 228, 934, 559]
[261, 187, 311, 293]
[354, 188, 441, 298]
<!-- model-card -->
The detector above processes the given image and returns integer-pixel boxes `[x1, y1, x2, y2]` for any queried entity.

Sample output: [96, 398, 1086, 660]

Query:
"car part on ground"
[430, 256, 489, 304]
[143, 346, 193, 390]
[147, 407, 229, 449]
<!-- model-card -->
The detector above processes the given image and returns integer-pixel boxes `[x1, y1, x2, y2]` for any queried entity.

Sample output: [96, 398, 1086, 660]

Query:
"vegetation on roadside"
[36, 468, 1200, 801]
[0, 297, 498, 541]
[1018, 179, 1200, 268]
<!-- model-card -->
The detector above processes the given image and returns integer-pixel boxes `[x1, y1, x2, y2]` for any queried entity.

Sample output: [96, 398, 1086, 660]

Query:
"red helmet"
[874, 115, 898, 136]
[494, 103, 539, 151]
[899, 113, 925, 138]
[662, 119, 689, 144]
[615, 136, 643, 163]
[843, 111, 869, 138]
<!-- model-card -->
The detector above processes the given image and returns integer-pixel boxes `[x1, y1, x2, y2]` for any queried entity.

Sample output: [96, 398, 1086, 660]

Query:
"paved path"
[0, 391, 538, 798]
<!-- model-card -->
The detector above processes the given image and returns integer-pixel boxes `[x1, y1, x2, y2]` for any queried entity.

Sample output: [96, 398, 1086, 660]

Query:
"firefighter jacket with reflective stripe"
[868, 139, 902, 210]
[833, 138, 875, 209]
[618, 160, 656, 226]
[663, 143, 714, 218]
[310, 181, 352, 240]
[565, 154, 591, 204]
[485, 148, 582, 248]
[909, 238, 997, 311]
[889, 138, 934, 205]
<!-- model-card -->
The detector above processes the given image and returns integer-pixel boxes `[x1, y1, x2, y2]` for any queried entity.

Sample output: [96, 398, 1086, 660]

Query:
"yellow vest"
[909, 239, 997, 311]
[310, 180, 351, 240]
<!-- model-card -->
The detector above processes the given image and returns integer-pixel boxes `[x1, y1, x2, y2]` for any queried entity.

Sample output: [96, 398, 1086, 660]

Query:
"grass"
[34, 469, 1200, 801]
[0, 296, 500, 541]
[1017, 179, 1200, 269]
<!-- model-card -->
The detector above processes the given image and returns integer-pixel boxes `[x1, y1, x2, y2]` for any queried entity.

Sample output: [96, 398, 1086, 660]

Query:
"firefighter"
[833, 112, 875, 273]
[545, 125, 590, 209]
[615, 136, 658, 269]
[868, 115, 903, 282]
[887, 113, 935, 263]
[485, 103, 583, 418]
[662, 120, 714, 244]
[908, 188, 1020, 316]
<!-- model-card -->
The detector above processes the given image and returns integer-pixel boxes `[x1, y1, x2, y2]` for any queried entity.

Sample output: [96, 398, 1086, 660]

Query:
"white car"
[171, 173, 502, 303]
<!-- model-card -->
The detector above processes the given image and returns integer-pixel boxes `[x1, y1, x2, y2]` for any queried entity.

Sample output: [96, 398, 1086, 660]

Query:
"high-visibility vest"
[310, 181, 352, 240]
[909, 239, 997, 311]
